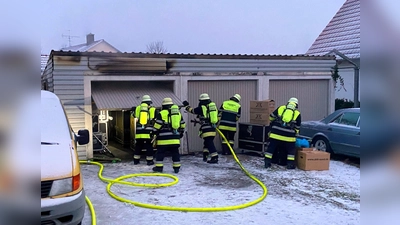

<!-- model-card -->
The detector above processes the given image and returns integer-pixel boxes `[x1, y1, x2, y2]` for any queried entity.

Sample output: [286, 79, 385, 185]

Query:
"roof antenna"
[62, 30, 80, 47]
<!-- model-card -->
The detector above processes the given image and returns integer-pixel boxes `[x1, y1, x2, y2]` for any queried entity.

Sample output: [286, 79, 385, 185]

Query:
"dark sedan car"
[300, 108, 360, 158]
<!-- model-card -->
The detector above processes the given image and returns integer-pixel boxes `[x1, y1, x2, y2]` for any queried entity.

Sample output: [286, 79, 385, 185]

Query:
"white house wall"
[335, 68, 361, 102]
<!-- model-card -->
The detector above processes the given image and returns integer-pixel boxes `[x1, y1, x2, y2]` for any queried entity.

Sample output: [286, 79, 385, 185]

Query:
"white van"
[41, 90, 89, 225]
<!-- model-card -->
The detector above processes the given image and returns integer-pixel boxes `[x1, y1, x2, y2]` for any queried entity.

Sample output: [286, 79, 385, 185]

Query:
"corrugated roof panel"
[91, 81, 182, 110]
[306, 0, 360, 59]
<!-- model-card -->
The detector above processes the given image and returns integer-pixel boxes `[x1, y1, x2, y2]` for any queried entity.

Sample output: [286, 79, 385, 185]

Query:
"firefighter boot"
[152, 166, 163, 173]
[264, 158, 272, 169]
[147, 160, 154, 166]
[207, 155, 218, 164]
[286, 162, 296, 170]
[203, 152, 209, 162]
[173, 167, 180, 174]
[133, 159, 140, 165]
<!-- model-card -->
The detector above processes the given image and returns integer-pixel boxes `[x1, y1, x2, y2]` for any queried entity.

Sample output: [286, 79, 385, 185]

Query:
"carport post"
[325, 49, 360, 108]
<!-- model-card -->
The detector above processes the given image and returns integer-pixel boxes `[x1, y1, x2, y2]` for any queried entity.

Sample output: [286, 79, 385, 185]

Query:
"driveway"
[80, 154, 360, 225]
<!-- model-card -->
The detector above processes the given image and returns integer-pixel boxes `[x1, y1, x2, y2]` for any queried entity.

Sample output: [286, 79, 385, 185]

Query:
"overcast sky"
[12, 0, 394, 56]
[37, 0, 350, 55]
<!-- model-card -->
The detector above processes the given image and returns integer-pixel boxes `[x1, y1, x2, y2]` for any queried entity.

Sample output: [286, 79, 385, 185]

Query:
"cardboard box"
[297, 150, 330, 171]
[250, 100, 276, 113]
[250, 112, 270, 125]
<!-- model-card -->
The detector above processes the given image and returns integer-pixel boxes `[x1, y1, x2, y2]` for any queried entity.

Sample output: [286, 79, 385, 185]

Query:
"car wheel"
[312, 136, 332, 153]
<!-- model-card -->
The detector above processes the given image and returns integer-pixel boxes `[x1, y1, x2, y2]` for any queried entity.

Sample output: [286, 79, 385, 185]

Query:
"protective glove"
[183, 100, 190, 107]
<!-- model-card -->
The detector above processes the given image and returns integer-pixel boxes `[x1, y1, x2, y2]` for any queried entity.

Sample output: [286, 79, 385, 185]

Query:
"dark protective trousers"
[203, 136, 218, 158]
[155, 146, 181, 169]
[220, 130, 235, 155]
[134, 139, 154, 161]
[265, 138, 296, 166]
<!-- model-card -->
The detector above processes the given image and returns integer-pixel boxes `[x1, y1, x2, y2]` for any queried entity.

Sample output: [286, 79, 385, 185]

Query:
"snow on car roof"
[41, 91, 71, 145]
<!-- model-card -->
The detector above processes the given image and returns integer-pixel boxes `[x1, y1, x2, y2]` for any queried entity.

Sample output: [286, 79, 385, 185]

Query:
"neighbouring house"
[60, 33, 120, 53]
[306, 0, 360, 103]
[41, 54, 49, 76]
[41, 33, 120, 78]
[41, 50, 336, 160]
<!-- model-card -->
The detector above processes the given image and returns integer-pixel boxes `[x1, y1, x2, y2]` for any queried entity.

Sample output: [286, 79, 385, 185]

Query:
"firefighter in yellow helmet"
[183, 93, 219, 164]
[152, 98, 186, 173]
[132, 95, 158, 165]
[218, 94, 241, 155]
[264, 97, 301, 170]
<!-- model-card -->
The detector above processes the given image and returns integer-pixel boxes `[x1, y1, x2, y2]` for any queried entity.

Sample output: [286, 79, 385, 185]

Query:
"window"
[332, 112, 360, 127]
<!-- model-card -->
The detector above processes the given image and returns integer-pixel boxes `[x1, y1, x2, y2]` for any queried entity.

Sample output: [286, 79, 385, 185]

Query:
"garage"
[90, 80, 182, 156]
[269, 79, 330, 121]
[187, 80, 257, 152]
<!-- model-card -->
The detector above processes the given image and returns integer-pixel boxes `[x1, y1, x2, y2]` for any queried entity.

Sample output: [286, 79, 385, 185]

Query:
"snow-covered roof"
[60, 39, 105, 52]
[41, 54, 49, 74]
[306, 0, 360, 59]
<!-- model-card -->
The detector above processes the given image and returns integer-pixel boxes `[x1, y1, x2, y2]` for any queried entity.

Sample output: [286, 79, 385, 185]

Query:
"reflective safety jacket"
[218, 99, 241, 132]
[186, 103, 217, 138]
[153, 109, 186, 147]
[134, 104, 157, 139]
[268, 105, 301, 142]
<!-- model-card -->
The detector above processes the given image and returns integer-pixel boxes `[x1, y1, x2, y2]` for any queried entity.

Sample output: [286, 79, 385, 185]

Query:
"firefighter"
[133, 95, 157, 165]
[218, 94, 241, 155]
[152, 98, 186, 173]
[183, 93, 219, 164]
[264, 97, 301, 170]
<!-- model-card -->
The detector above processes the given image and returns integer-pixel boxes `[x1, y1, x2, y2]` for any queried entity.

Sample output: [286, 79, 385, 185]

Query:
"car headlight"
[49, 178, 72, 197]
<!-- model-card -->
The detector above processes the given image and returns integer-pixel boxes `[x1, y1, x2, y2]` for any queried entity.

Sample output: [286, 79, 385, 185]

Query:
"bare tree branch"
[146, 41, 168, 54]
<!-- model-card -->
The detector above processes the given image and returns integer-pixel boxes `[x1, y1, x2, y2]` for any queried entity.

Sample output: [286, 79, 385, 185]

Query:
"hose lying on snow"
[82, 128, 268, 224]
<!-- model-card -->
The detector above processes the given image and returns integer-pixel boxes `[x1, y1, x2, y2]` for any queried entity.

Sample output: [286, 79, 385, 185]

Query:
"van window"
[332, 112, 360, 127]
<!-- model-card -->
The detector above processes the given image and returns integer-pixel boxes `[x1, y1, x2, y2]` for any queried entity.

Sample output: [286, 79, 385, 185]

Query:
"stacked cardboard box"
[249, 100, 276, 125]
[296, 148, 330, 171]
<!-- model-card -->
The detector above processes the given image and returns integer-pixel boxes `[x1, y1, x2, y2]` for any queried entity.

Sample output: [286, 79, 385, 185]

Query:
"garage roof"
[91, 82, 182, 110]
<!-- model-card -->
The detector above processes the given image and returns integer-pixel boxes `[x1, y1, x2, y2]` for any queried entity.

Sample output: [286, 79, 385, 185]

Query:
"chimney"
[86, 33, 95, 44]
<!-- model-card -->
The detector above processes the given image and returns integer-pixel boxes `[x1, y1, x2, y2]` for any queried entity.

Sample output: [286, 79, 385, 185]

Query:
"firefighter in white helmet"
[218, 94, 241, 155]
[264, 97, 301, 170]
[183, 93, 219, 163]
[132, 95, 158, 165]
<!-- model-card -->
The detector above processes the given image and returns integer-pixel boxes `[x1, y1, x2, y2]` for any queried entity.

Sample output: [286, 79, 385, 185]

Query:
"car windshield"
[331, 112, 360, 127]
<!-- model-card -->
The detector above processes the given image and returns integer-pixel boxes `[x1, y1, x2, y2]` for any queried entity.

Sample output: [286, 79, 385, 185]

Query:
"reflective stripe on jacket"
[269, 105, 301, 142]
[218, 100, 241, 132]
[153, 109, 185, 146]
[186, 104, 216, 138]
[134, 104, 156, 139]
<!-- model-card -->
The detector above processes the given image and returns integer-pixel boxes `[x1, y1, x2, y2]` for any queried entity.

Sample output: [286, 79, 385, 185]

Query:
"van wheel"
[312, 137, 332, 153]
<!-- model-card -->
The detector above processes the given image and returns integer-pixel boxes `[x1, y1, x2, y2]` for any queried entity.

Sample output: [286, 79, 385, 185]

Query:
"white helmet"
[162, 97, 173, 106]
[288, 97, 298, 104]
[233, 94, 241, 102]
[199, 93, 210, 101]
[142, 95, 152, 102]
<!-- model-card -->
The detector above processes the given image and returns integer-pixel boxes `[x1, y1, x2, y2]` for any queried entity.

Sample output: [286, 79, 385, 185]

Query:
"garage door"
[269, 79, 329, 121]
[187, 80, 257, 153]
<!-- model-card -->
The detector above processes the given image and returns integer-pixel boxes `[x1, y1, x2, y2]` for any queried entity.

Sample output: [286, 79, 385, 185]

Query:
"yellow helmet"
[233, 94, 241, 102]
[162, 97, 173, 106]
[142, 95, 152, 102]
[199, 93, 210, 101]
[288, 97, 298, 104]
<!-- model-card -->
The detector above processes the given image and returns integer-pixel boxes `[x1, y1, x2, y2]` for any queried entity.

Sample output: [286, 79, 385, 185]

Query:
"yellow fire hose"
[81, 128, 268, 225]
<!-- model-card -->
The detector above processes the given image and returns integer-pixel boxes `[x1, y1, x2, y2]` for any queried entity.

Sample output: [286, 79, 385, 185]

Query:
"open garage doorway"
[90, 80, 182, 160]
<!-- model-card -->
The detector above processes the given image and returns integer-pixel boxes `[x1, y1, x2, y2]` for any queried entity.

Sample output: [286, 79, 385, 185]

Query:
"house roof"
[306, 0, 360, 59]
[41, 54, 49, 74]
[51, 50, 335, 60]
[60, 39, 116, 52]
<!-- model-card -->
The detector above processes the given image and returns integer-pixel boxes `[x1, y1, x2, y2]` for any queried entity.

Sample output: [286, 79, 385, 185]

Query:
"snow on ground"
[80, 154, 360, 225]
